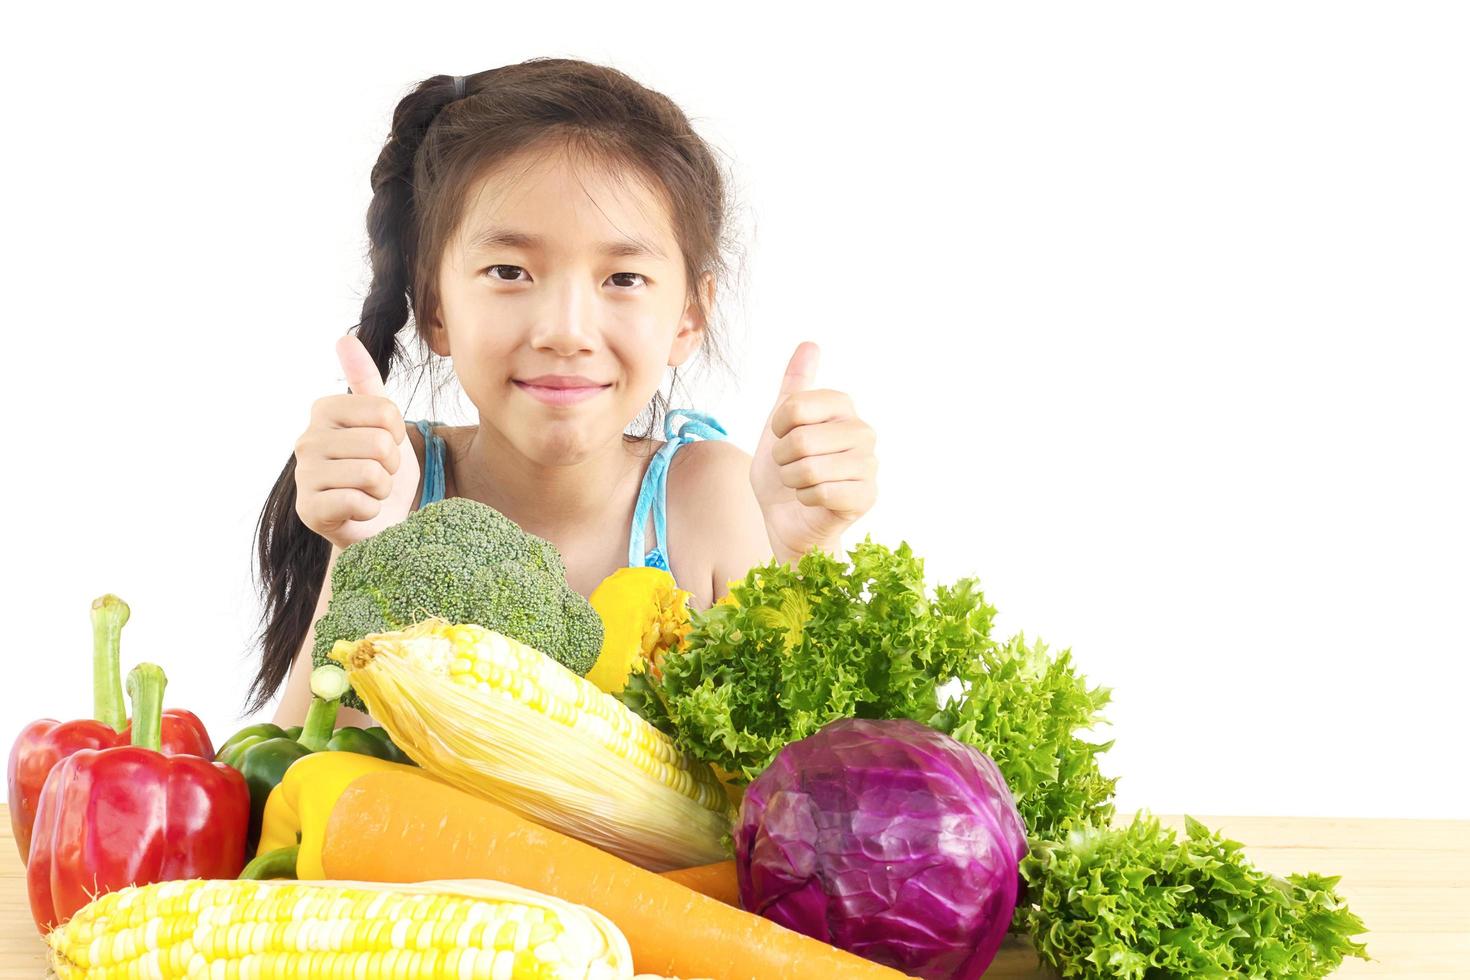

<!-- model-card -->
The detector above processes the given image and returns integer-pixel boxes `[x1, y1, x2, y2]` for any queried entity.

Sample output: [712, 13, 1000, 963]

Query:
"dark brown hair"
[245, 58, 742, 713]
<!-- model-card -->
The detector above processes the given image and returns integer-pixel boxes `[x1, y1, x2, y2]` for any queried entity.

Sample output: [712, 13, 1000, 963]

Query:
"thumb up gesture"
[292, 336, 422, 550]
[750, 342, 878, 563]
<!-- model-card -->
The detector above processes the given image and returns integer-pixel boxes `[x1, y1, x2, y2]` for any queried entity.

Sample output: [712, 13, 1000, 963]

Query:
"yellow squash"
[586, 567, 693, 694]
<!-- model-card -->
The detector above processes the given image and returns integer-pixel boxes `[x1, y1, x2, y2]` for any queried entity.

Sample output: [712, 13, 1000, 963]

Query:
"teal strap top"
[408, 410, 727, 580]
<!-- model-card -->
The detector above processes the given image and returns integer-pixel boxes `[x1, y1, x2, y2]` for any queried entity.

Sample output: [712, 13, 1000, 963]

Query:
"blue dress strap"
[628, 409, 727, 569]
[409, 419, 447, 509]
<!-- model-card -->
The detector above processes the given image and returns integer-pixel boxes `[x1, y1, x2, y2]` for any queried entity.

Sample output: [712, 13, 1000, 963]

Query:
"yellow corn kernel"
[47, 877, 633, 979]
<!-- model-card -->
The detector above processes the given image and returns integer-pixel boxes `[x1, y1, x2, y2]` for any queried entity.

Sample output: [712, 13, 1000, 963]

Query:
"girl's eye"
[483, 266, 646, 289]
[486, 265, 528, 283]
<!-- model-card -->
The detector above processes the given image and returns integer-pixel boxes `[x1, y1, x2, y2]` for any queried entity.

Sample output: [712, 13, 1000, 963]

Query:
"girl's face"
[427, 144, 708, 466]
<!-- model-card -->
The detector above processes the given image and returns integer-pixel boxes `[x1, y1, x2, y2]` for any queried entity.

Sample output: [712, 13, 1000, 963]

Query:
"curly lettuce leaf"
[1020, 814, 1369, 979]
[933, 631, 1116, 841]
[657, 539, 996, 780]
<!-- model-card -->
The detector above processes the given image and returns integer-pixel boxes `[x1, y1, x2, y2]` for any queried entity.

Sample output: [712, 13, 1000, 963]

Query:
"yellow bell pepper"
[248, 751, 426, 880]
[585, 566, 693, 694]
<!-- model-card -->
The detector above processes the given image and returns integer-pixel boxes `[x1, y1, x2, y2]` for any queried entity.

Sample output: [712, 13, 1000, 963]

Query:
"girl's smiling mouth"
[513, 375, 613, 406]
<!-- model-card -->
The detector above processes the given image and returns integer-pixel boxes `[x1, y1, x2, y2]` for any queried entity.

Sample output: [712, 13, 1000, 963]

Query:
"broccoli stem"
[124, 663, 167, 752]
[297, 665, 348, 751]
[90, 594, 131, 732]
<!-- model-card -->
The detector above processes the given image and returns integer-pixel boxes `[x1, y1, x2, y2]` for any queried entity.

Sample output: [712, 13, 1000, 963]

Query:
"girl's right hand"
[292, 336, 422, 550]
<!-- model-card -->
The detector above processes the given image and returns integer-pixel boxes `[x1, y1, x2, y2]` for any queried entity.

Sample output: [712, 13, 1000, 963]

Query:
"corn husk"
[333, 620, 734, 871]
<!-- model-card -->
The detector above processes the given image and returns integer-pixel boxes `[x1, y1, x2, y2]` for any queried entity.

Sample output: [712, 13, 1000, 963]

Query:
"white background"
[3, 2, 1466, 818]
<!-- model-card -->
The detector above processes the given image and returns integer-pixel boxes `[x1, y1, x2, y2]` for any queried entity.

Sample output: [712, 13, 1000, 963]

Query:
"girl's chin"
[508, 416, 622, 466]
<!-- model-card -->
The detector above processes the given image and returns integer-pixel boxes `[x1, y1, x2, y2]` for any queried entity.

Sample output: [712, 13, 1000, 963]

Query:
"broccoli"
[311, 497, 604, 712]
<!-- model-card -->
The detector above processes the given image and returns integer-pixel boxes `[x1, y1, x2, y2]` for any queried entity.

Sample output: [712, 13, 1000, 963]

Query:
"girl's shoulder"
[666, 434, 748, 481]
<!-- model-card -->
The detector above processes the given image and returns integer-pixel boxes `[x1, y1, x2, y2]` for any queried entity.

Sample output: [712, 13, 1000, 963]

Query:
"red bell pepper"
[7, 595, 214, 861]
[27, 663, 249, 934]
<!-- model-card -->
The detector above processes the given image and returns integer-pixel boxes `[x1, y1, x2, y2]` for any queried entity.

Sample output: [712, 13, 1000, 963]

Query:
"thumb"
[336, 335, 389, 398]
[777, 341, 821, 398]
[758, 342, 821, 455]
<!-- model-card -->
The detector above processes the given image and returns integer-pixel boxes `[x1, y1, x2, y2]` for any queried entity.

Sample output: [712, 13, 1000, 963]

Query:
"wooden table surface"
[2, 805, 1464, 977]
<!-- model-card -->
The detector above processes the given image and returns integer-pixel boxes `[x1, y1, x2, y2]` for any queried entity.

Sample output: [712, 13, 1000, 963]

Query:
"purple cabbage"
[736, 718, 1029, 980]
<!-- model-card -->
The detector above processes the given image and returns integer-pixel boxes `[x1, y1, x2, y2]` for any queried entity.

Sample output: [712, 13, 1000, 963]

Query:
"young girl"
[249, 58, 878, 728]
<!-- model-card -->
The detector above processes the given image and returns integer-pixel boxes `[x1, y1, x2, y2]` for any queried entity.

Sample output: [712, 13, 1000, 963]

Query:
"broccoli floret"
[311, 497, 604, 712]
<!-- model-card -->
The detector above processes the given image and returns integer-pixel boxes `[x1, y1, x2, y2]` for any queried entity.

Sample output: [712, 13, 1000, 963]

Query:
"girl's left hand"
[750, 342, 878, 564]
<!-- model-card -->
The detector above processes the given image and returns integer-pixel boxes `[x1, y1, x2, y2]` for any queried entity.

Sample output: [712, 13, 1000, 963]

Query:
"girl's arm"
[270, 542, 375, 729]
[669, 441, 777, 608]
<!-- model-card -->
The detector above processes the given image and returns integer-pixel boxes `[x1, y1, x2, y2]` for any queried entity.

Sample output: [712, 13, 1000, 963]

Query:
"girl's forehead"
[456, 146, 677, 259]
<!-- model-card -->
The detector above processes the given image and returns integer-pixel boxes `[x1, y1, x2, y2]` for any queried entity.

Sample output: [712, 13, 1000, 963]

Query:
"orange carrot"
[660, 859, 740, 907]
[322, 770, 912, 980]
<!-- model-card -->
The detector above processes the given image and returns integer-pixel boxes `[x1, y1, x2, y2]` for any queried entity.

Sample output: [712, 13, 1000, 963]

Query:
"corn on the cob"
[47, 877, 634, 979]
[331, 620, 734, 872]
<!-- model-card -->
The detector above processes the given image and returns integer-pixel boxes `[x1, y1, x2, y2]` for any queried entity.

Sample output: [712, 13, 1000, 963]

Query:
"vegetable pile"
[15, 501, 1369, 979]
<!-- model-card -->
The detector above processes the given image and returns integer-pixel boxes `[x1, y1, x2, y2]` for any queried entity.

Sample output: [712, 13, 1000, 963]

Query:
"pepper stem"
[239, 845, 299, 880]
[125, 663, 167, 752]
[90, 594, 130, 732]
[297, 665, 348, 751]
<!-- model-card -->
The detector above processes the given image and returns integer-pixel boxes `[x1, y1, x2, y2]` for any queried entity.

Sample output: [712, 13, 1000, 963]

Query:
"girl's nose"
[528, 276, 598, 356]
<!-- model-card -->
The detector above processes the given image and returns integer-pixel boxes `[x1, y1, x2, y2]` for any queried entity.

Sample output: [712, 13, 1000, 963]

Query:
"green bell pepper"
[216, 724, 302, 765]
[325, 725, 414, 765]
[215, 666, 413, 850]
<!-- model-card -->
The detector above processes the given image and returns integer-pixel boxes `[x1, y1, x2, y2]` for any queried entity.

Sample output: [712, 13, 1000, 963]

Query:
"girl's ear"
[669, 272, 715, 367]
[425, 308, 452, 357]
